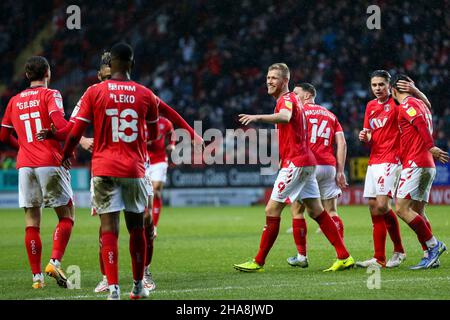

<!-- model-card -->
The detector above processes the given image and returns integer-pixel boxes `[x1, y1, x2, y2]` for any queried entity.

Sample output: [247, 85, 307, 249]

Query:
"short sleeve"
[1, 101, 13, 128]
[47, 90, 65, 116]
[76, 87, 94, 123]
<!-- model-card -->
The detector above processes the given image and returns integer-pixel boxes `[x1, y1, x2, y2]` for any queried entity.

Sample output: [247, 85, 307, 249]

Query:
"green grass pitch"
[0, 205, 449, 300]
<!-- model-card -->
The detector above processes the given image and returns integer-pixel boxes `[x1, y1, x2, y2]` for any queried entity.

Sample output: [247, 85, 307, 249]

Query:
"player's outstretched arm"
[0, 126, 19, 150]
[239, 109, 291, 125]
[158, 100, 203, 144]
[396, 78, 432, 110]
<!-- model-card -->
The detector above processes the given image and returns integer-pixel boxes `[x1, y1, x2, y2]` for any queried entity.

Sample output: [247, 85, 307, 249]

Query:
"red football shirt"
[75, 79, 159, 178]
[363, 97, 400, 165]
[1, 86, 64, 168]
[398, 96, 435, 168]
[303, 103, 343, 166]
[147, 117, 175, 164]
[275, 92, 316, 168]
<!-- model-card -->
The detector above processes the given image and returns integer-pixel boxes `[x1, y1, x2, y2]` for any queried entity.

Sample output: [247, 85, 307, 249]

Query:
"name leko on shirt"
[17, 99, 40, 110]
[107, 83, 136, 92]
[110, 93, 135, 104]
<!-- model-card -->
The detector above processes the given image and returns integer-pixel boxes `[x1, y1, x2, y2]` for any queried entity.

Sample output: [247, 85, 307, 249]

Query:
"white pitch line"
[29, 276, 450, 300]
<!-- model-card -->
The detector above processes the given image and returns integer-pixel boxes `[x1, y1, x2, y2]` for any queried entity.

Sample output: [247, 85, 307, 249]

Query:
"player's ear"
[97, 71, 102, 81]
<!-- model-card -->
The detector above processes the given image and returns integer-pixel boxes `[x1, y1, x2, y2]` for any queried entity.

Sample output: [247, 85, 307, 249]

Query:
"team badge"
[384, 104, 390, 112]
[285, 101, 292, 110]
[406, 107, 417, 117]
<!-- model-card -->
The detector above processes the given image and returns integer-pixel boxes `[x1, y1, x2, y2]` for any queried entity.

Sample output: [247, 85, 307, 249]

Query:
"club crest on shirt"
[406, 107, 417, 117]
[384, 104, 390, 112]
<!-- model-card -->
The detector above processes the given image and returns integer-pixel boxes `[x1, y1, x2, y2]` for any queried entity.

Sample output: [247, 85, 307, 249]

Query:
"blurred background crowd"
[0, 0, 449, 171]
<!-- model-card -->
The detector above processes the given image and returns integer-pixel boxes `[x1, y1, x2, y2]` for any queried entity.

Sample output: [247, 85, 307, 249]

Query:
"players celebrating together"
[1, 40, 448, 300]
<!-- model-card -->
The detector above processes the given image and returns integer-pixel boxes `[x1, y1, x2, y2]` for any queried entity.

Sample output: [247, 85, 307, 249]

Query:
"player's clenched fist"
[358, 129, 371, 142]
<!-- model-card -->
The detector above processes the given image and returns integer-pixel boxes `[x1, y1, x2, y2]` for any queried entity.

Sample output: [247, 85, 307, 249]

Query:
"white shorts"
[270, 164, 320, 203]
[316, 165, 341, 200]
[363, 163, 401, 198]
[91, 176, 148, 214]
[396, 167, 436, 202]
[144, 162, 154, 197]
[149, 162, 168, 183]
[18, 166, 73, 208]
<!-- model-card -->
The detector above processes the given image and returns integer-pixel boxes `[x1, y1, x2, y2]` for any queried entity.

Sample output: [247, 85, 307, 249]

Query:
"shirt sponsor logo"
[20, 90, 39, 97]
[369, 117, 388, 129]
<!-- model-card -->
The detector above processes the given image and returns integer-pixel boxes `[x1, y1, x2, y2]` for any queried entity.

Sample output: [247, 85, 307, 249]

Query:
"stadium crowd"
[1, 0, 449, 166]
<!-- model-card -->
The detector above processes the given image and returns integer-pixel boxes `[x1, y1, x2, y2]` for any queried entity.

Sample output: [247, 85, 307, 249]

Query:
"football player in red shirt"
[234, 63, 354, 272]
[391, 74, 448, 269]
[0, 56, 75, 289]
[36, 52, 113, 293]
[357, 70, 433, 268]
[62, 43, 160, 300]
[147, 116, 176, 237]
[286, 83, 348, 268]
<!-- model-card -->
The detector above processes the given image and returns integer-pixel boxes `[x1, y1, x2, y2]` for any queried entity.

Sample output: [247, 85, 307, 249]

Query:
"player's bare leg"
[151, 181, 164, 237]
[100, 212, 120, 299]
[287, 201, 308, 267]
[303, 198, 354, 271]
[44, 203, 75, 288]
[125, 211, 148, 299]
[24, 207, 44, 288]
[396, 198, 446, 269]
[143, 195, 156, 291]
[234, 200, 285, 272]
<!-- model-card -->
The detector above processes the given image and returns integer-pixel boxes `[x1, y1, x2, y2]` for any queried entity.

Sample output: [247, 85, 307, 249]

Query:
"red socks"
[51, 218, 74, 261]
[101, 232, 119, 285]
[145, 225, 154, 267]
[408, 216, 433, 250]
[313, 211, 349, 259]
[152, 195, 162, 227]
[371, 215, 387, 263]
[422, 220, 433, 250]
[25, 227, 42, 274]
[331, 215, 344, 239]
[129, 227, 146, 281]
[292, 218, 307, 256]
[254, 216, 281, 266]
[384, 209, 405, 253]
